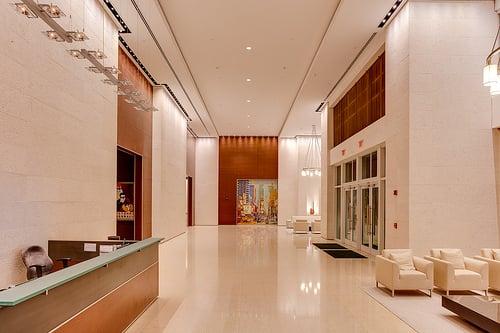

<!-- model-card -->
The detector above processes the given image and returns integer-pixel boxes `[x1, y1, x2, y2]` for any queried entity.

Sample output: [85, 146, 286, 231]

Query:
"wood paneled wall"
[218, 136, 278, 225]
[332, 53, 385, 147]
[118, 48, 153, 239]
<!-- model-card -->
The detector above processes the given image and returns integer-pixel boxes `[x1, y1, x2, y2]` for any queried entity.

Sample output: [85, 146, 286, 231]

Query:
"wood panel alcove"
[218, 136, 278, 225]
[117, 47, 153, 239]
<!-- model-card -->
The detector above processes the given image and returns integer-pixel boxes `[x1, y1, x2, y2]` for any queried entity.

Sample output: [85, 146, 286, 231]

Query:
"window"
[344, 160, 356, 183]
[361, 151, 377, 179]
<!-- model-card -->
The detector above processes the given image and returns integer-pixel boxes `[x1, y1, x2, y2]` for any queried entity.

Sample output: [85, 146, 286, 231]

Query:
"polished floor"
[127, 226, 415, 333]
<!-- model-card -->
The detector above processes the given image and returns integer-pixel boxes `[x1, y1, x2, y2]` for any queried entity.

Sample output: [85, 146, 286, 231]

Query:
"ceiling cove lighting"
[483, 24, 500, 96]
[301, 125, 321, 177]
[378, 0, 403, 28]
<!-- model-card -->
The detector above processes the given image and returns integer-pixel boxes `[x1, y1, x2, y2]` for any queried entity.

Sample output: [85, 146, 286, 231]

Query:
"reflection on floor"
[126, 226, 417, 332]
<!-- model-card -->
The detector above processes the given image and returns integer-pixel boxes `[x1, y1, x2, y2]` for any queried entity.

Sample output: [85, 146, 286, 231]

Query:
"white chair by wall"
[286, 219, 293, 229]
[425, 249, 488, 296]
[375, 249, 433, 297]
[474, 248, 500, 292]
[311, 218, 321, 234]
[293, 219, 309, 234]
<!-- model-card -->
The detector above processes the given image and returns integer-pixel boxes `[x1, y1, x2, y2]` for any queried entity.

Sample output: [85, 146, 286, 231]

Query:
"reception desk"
[0, 237, 162, 333]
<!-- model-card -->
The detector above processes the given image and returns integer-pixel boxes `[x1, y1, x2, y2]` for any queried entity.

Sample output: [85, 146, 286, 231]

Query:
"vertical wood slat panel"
[331, 53, 386, 147]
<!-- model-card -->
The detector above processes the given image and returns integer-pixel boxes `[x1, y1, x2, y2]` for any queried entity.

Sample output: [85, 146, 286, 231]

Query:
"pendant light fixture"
[483, 20, 500, 96]
[301, 125, 321, 177]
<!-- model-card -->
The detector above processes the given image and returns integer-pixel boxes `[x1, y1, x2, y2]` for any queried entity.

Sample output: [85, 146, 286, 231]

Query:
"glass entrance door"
[344, 188, 357, 244]
[361, 185, 379, 254]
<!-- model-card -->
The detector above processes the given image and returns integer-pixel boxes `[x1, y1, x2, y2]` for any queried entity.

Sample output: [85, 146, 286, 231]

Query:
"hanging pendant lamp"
[301, 125, 321, 177]
[483, 20, 500, 95]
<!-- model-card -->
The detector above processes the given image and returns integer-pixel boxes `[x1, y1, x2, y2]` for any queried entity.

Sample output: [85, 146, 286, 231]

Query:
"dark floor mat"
[323, 249, 367, 259]
[313, 243, 347, 250]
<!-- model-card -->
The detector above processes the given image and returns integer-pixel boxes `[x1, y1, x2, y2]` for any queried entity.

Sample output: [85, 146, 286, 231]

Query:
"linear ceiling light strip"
[101, 0, 194, 123]
[277, 0, 343, 136]
[101, 0, 130, 33]
[130, 0, 214, 137]
[378, 0, 403, 28]
[155, 0, 220, 136]
[119, 37, 192, 121]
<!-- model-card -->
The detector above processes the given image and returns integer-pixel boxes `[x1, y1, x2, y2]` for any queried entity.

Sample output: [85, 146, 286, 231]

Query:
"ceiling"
[108, 0, 399, 137]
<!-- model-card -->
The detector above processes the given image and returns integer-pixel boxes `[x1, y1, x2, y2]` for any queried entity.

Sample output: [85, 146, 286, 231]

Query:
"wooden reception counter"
[0, 237, 162, 333]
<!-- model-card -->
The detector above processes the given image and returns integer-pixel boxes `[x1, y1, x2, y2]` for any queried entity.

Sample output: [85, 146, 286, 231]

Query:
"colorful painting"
[236, 179, 278, 224]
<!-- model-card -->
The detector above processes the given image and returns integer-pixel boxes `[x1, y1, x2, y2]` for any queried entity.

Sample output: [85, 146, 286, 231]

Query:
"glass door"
[344, 188, 357, 244]
[361, 187, 370, 249]
[360, 184, 380, 254]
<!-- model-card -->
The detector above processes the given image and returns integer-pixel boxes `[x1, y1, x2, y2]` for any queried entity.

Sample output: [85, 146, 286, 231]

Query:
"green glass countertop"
[0, 237, 162, 307]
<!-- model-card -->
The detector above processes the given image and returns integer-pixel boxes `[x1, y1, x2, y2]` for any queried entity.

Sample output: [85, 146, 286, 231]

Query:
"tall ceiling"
[110, 0, 399, 137]
[158, 0, 341, 137]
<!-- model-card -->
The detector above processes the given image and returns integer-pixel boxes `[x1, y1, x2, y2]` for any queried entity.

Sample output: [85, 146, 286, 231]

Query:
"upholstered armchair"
[425, 248, 488, 296]
[22, 246, 54, 280]
[311, 218, 321, 234]
[474, 248, 500, 292]
[293, 218, 309, 234]
[376, 249, 433, 297]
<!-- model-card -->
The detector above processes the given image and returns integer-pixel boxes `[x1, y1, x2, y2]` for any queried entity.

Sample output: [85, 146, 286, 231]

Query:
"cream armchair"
[376, 249, 433, 297]
[474, 248, 500, 292]
[293, 219, 309, 234]
[311, 218, 321, 234]
[425, 249, 488, 296]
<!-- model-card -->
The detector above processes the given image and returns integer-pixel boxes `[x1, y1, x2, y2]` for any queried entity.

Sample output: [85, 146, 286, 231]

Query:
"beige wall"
[187, 134, 196, 178]
[194, 138, 219, 225]
[278, 138, 298, 225]
[408, 1, 499, 255]
[278, 136, 322, 225]
[327, 0, 499, 255]
[152, 87, 188, 240]
[297, 137, 322, 216]
[0, 0, 118, 287]
[328, 4, 410, 248]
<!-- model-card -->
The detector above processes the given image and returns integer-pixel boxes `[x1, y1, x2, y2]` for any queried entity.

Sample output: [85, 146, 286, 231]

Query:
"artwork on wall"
[116, 182, 134, 221]
[236, 179, 278, 224]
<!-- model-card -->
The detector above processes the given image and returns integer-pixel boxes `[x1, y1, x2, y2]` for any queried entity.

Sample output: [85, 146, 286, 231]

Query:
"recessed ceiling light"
[245, 46, 252, 50]
[247, 125, 250, 128]
[247, 114, 251, 117]
[246, 99, 251, 103]
[245, 78, 251, 82]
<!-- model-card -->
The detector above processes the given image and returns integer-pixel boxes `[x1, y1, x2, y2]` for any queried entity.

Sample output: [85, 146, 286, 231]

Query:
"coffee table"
[442, 295, 500, 332]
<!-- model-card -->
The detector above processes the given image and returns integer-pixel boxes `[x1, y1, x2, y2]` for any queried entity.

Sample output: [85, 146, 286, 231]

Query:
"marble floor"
[127, 225, 416, 333]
